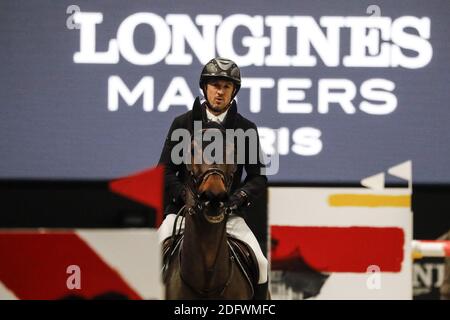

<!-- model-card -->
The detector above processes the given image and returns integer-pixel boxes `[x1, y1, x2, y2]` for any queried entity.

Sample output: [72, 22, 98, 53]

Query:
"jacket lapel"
[222, 100, 237, 129]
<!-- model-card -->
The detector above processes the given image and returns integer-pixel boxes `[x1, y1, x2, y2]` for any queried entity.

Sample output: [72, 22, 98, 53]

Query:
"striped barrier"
[412, 240, 450, 259]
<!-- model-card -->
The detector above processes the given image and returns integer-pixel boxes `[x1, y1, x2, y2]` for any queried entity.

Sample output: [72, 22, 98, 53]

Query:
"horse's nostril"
[204, 191, 215, 200]
[217, 192, 228, 201]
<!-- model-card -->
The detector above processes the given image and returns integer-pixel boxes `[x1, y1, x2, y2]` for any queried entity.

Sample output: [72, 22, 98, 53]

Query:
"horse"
[162, 126, 256, 299]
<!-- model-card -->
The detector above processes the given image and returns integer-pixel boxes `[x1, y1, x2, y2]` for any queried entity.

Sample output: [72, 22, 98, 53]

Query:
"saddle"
[227, 236, 259, 288]
[162, 235, 182, 281]
[162, 235, 259, 290]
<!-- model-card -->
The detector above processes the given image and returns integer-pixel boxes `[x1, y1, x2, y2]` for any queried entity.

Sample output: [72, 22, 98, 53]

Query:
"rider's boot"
[253, 281, 270, 300]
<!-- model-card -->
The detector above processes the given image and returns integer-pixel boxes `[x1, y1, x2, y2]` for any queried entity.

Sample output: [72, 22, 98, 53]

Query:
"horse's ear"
[190, 137, 202, 167]
[229, 163, 238, 176]
[186, 140, 194, 172]
[191, 134, 202, 152]
[224, 140, 237, 168]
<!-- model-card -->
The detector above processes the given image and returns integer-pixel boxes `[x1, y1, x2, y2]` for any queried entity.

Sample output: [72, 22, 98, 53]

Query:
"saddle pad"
[163, 235, 259, 287]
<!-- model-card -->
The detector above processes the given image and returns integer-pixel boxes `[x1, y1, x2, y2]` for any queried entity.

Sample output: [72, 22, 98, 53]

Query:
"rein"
[176, 167, 236, 298]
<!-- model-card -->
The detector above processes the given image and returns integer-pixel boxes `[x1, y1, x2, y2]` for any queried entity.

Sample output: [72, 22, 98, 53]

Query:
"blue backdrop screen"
[1, 0, 449, 184]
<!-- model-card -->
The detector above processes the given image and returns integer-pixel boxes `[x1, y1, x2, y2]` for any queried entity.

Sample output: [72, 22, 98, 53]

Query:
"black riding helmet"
[199, 57, 241, 102]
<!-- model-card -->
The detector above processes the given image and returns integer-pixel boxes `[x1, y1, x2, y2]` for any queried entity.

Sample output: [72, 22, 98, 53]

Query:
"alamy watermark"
[170, 121, 279, 175]
[66, 5, 81, 30]
[366, 264, 381, 290]
[66, 265, 81, 290]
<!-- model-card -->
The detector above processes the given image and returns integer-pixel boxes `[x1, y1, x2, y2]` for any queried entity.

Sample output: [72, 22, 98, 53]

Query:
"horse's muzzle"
[202, 190, 228, 202]
[202, 201, 227, 224]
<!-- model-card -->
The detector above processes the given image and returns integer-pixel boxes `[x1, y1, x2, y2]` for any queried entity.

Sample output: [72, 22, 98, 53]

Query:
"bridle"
[186, 166, 236, 221]
[175, 153, 238, 298]
[169, 132, 237, 245]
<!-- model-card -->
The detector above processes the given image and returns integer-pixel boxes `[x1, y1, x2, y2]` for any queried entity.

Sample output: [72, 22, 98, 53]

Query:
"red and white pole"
[412, 240, 450, 259]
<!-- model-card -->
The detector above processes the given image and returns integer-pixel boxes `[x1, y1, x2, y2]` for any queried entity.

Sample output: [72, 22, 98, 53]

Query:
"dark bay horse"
[163, 127, 254, 299]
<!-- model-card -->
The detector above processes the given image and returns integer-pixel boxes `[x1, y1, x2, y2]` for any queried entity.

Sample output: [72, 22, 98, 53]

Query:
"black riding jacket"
[158, 97, 267, 217]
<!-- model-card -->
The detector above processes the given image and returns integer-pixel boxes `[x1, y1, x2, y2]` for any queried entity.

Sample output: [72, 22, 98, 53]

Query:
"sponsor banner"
[0, 229, 163, 300]
[268, 186, 412, 299]
[0, 1, 449, 184]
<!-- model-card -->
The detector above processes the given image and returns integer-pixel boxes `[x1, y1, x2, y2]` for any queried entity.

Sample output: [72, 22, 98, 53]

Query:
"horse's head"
[185, 124, 237, 224]
[166, 123, 254, 300]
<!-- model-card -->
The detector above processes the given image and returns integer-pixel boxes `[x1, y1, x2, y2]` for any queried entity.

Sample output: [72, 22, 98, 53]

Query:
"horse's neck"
[181, 212, 230, 291]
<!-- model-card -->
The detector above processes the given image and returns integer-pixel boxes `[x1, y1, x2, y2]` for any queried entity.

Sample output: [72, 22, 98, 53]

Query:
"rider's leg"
[159, 213, 187, 274]
[158, 213, 185, 244]
[226, 214, 269, 299]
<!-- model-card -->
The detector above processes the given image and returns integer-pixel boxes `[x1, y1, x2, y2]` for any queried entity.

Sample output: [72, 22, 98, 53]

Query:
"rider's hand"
[224, 190, 249, 215]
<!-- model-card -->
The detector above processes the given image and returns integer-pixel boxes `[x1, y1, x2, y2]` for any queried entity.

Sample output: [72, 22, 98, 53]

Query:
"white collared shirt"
[205, 107, 228, 124]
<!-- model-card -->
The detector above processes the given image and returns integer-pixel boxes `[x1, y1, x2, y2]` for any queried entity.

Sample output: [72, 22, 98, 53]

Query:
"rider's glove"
[224, 190, 249, 215]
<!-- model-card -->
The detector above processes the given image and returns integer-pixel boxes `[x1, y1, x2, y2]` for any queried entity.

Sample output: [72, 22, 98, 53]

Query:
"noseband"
[190, 167, 230, 192]
[186, 166, 235, 223]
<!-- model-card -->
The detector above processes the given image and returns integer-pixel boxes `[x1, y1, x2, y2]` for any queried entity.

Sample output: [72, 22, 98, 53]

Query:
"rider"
[157, 57, 269, 299]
